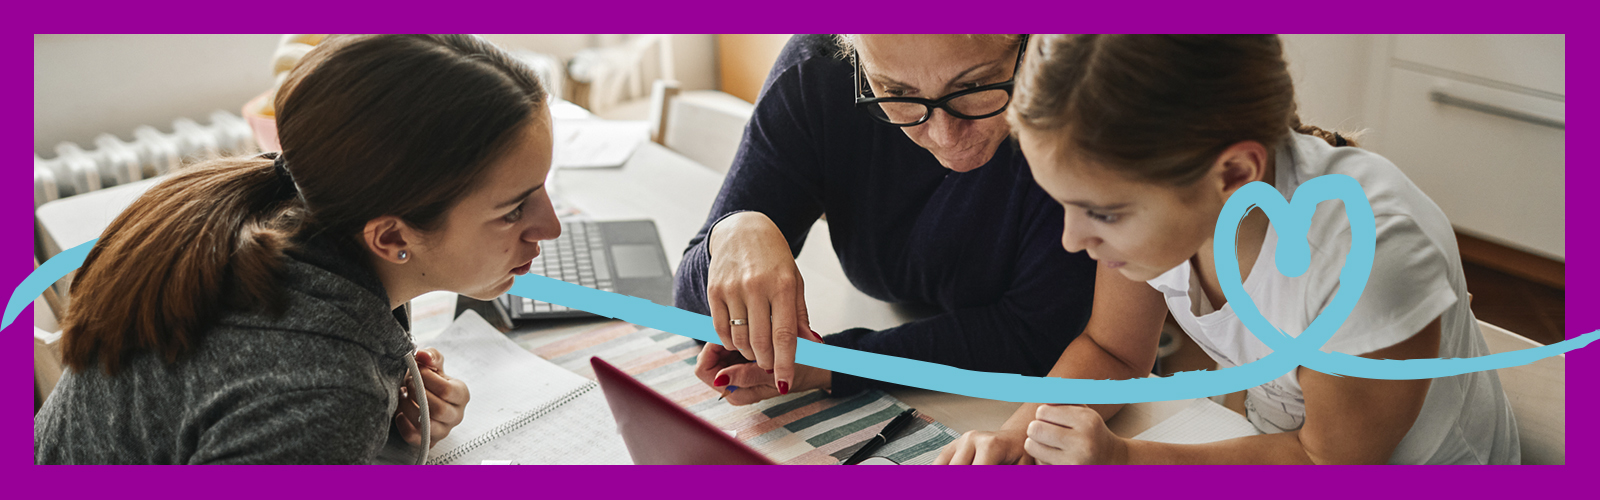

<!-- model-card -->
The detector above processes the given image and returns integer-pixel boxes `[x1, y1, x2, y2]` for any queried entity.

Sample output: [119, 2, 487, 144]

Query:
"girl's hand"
[694, 330, 828, 406]
[396, 348, 471, 447]
[1024, 404, 1128, 465]
[705, 212, 815, 398]
[935, 428, 1036, 465]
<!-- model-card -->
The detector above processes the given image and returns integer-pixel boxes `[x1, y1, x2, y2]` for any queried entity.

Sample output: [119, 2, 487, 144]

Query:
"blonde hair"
[832, 34, 1024, 60]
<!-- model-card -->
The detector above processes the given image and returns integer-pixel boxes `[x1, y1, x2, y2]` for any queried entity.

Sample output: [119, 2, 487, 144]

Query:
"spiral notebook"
[413, 310, 630, 465]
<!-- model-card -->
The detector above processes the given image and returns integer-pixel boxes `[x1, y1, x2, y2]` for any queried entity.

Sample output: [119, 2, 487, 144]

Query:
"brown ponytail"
[1011, 35, 1357, 185]
[61, 35, 548, 374]
[61, 158, 303, 373]
[1291, 113, 1362, 148]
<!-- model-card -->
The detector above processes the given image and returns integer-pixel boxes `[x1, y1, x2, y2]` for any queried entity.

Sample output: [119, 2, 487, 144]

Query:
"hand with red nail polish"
[704, 212, 816, 409]
[694, 342, 829, 406]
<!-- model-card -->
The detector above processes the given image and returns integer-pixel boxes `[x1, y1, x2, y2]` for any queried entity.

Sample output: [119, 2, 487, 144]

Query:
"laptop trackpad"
[610, 244, 666, 278]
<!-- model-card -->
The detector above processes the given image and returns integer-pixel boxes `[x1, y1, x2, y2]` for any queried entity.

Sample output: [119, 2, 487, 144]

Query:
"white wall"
[33, 34, 717, 157]
[1281, 34, 1374, 134]
[34, 34, 278, 156]
[34, 34, 1355, 158]
[669, 34, 718, 91]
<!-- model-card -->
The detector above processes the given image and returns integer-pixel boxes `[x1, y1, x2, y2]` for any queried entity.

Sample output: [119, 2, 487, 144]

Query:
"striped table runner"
[518, 322, 960, 465]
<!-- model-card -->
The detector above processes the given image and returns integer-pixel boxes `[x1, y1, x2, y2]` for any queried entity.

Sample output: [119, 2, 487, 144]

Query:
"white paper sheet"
[552, 119, 650, 169]
[1133, 398, 1261, 445]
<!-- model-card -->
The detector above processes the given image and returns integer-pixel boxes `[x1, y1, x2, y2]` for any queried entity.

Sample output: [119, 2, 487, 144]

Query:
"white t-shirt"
[1146, 132, 1520, 464]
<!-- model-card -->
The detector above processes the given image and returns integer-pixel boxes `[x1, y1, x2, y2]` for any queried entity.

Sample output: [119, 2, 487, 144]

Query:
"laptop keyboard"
[511, 221, 615, 315]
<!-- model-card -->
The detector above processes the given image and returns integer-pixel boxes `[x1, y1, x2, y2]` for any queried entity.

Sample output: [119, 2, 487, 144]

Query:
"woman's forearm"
[1002, 333, 1148, 432]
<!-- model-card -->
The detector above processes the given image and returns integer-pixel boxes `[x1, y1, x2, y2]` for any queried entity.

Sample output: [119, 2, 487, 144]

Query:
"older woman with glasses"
[675, 34, 1109, 409]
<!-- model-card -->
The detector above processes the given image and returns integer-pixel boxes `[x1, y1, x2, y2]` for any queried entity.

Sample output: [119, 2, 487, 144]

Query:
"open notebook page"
[1132, 398, 1261, 444]
[420, 310, 629, 464]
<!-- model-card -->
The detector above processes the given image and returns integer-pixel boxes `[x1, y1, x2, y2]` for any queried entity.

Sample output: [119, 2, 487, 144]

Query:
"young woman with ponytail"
[35, 34, 562, 464]
[938, 34, 1518, 465]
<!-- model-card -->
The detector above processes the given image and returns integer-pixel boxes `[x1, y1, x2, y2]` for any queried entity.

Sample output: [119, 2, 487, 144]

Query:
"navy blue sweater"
[673, 35, 1097, 395]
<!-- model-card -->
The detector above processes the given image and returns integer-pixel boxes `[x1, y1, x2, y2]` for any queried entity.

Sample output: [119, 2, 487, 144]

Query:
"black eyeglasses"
[853, 34, 1030, 127]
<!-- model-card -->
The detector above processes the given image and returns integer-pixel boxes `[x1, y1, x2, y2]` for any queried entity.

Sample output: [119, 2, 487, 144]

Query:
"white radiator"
[33, 110, 257, 208]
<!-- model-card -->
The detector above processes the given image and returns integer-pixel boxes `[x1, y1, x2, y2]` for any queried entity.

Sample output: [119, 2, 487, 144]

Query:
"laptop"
[590, 356, 775, 465]
[496, 219, 674, 321]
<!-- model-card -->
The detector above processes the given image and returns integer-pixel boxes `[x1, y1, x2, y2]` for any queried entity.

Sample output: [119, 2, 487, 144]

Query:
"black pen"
[843, 408, 918, 465]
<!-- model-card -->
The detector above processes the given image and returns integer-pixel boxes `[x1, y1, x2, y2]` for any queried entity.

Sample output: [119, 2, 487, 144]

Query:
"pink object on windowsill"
[243, 90, 280, 152]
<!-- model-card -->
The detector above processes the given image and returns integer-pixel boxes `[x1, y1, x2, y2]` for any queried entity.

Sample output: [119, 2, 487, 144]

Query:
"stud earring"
[398, 250, 409, 261]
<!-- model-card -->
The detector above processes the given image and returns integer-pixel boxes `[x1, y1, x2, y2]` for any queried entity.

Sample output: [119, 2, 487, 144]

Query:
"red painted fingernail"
[778, 381, 790, 395]
[765, 369, 773, 374]
[714, 374, 729, 387]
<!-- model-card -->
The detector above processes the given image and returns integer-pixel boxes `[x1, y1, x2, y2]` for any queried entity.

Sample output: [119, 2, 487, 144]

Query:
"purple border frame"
[5, 2, 1590, 496]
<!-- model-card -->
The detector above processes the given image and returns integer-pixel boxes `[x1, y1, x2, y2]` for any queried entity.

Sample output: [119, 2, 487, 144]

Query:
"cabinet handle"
[1429, 91, 1564, 130]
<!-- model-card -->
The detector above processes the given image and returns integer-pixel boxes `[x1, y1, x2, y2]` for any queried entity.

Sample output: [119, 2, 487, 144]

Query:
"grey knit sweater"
[34, 239, 415, 464]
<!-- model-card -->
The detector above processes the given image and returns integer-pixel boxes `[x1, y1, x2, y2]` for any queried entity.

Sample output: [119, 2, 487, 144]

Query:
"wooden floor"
[1461, 261, 1566, 345]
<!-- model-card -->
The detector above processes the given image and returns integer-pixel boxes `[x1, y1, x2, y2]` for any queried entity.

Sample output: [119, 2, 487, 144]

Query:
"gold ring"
[729, 318, 748, 326]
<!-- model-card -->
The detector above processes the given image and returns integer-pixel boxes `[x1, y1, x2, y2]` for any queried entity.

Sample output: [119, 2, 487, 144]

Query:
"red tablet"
[590, 356, 776, 465]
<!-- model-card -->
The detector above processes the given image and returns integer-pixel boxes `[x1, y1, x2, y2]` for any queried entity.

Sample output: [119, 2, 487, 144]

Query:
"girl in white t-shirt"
[939, 34, 1519, 465]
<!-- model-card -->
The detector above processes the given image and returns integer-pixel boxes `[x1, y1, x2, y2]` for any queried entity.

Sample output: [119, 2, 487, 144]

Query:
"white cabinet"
[1393, 35, 1565, 96]
[1369, 35, 1565, 260]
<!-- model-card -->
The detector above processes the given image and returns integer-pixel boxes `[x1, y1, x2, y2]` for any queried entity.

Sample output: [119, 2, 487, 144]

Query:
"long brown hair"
[62, 35, 547, 374]
[1010, 34, 1357, 186]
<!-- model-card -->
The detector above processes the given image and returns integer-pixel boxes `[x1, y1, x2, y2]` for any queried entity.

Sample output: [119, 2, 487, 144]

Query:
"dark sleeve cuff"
[675, 210, 753, 346]
[821, 328, 910, 396]
[702, 210, 749, 262]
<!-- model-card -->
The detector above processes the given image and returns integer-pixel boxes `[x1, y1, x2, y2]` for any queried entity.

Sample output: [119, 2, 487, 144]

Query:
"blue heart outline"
[1216, 175, 1599, 380]
[1213, 176, 1376, 361]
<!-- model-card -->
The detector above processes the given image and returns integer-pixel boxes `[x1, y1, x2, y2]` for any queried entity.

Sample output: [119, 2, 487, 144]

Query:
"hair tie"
[1333, 133, 1348, 147]
[260, 152, 301, 201]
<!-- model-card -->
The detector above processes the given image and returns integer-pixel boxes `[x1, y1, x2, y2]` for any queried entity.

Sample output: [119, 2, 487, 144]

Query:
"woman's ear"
[1211, 140, 1272, 197]
[362, 215, 414, 264]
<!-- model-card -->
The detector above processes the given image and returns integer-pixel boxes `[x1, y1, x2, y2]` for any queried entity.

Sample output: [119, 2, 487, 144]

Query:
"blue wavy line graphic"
[7, 176, 1592, 403]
